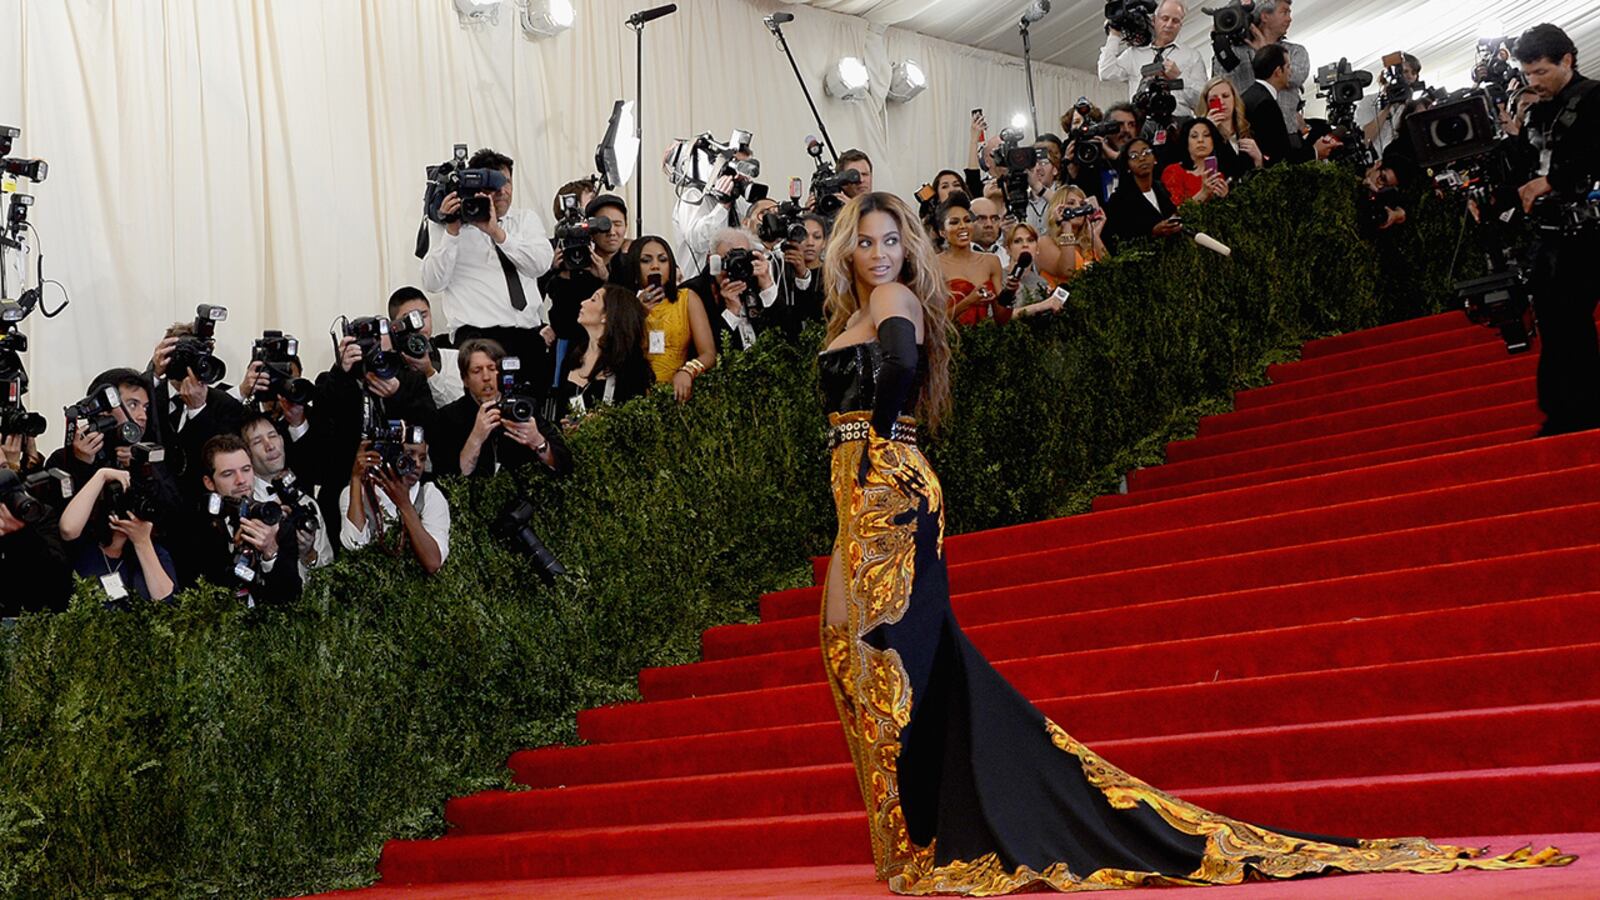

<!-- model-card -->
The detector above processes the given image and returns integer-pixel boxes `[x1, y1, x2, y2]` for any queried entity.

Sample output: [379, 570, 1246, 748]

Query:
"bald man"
[969, 196, 1011, 269]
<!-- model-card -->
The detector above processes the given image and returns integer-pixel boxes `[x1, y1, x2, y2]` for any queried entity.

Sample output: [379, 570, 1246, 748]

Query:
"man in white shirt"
[969, 197, 1012, 270]
[339, 428, 449, 574]
[240, 412, 332, 582]
[419, 148, 555, 376]
[387, 287, 463, 408]
[1099, 0, 1207, 114]
[670, 140, 761, 279]
[694, 229, 780, 353]
[1359, 53, 1421, 158]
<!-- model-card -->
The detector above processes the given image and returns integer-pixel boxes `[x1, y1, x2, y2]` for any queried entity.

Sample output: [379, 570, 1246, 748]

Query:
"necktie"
[494, 243, 528, 312]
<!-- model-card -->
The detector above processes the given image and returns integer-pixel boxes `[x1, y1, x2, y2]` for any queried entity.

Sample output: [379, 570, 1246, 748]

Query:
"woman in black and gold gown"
[815, 192, 1573, 895]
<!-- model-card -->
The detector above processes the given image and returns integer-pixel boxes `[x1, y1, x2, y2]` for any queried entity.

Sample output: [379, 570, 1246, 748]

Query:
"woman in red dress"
[934, 194, 1011, 327]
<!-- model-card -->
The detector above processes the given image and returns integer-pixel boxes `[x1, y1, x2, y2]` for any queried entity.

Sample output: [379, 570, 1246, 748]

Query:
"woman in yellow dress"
[613, 235, 717, 402]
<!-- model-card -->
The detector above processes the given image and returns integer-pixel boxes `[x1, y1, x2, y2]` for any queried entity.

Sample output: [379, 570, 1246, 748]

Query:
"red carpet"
[308, 311, 1600, 897]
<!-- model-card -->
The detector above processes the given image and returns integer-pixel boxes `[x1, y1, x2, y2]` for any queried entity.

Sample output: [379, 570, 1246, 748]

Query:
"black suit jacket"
[1101, 178, 1177, 253]
[148, 384, 246, 502]
[1243, 82, 1314, 167]
[432, 394, 572, 479]
[194, 516, 302, 607]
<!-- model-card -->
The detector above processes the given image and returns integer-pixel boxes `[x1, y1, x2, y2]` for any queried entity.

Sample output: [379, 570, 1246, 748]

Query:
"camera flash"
[1011, 112, 1028, 130]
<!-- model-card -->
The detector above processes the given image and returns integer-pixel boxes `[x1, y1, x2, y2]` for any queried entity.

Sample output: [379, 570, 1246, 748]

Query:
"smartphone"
[1207, 95, 1225, 114]
[972, 107, 986, 144]
[789, 177, 804, 200]
[915, 183, 936, 204]
[647, 273, 663, 289]
[1204, 156, 1219, 174]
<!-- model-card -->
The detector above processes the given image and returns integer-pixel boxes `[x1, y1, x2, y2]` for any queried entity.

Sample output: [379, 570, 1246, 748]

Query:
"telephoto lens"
[493, 498, 568, 585]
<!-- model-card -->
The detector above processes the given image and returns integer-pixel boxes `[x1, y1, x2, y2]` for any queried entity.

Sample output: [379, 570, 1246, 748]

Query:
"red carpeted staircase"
[320, 311, 1600, 896]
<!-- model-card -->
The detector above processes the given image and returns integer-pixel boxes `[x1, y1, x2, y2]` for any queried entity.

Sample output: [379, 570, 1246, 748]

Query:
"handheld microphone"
[626, 3, 677, 26]
[1185, 227, 1233, 257]
[1009, 252, 1034, 279]
[1020, 0, 1051, 27]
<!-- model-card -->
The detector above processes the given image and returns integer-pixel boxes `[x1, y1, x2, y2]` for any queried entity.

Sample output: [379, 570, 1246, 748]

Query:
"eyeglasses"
[1128, 149, 1155, 160]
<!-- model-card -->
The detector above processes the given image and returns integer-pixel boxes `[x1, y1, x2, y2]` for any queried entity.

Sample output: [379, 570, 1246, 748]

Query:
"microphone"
[626, 3, 677, 26]
[1008, 252, 1034, 279]
[1020, 0, 1051, 27]
[768, 11, 795, 24]
[1186, 228, 1233, 257]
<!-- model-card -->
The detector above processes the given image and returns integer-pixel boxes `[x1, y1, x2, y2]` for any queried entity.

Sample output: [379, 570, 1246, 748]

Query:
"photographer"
[1213, 0, 1310, 139]
[1065, 103, 1142, 204]
[231, 336, 330, 493]
[241, 412, 332, 581]
[543, 194, 630, 344]
[147, 323, 246, 494]
[671, 138, 760, 278]
[1099, 0, 1206, 113]
[1, 436, 73, 615]
[687, 229, 780, 353]
[433, 338, 571, 479]
[340, 428, 448, 574]
[773, 213, 828, 339]
[1359, 53, 1423, 157]
[389, 286, 464, 407]
[1023, 149, 1062, 232]
[1510, 24, 1600, 435]
[611, 235, 718, 400]
[195, 434, 301, 606]
[57, 466, 176, 605]
[1361, 151, 1418, 233]
[838, 149, 874, 200]
[1243, 45, 1340, 166]
[419, 148, 555, 374]
[47, 368, 156, 488]
[1102, 137, 1181, 253]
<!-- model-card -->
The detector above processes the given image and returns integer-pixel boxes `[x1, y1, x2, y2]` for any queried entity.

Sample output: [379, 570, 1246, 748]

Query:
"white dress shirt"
[1099, 35, 1208, 114]
[1358, 96, 1406, 157]
[427, 348, 465, 407]
[420, 208, 554, 339]
[338, 480, 451, 565]
[671, 192, 746, 279]
[253, 475, 333, 583]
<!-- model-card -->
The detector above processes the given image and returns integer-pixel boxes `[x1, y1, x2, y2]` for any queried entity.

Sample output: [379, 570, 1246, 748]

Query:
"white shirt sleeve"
[307, 501, 334, 575]
[758, 280, 779, 309]
[1098, 33, 1133, 85]
[496, 209, 555, 281]
[1171, 45, 1208, 113]
[338, 485, 372, 550]
[686, 199, 731, 260]
[428, 349, 466, 407]
[419, 482, 450, 565]
[419, 222, 459, 293]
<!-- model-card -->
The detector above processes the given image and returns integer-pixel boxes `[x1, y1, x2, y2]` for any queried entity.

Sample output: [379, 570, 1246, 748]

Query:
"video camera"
[168, 304, 229, 385]
[758, 199, 808, 247]
[1069, 120, 1123, 167]
[1474, 37, 1526, 108]
[1204, 0, 1255, 70]
[804, 137, 861, 221]
[553, 194, 614, 274]
[341, 315, 403, 381]
[1134, 60, 1184, 124]
[990, 128, 1042, 221]
[1315, 58, 1377, 166]
[424, 143, 508, 225]
[365, 419, 424, 481]
[493, 498, 568, 585]
[65, 385, 141, 446]
[0, 466, 71, 524]
[664, 130, 767, 205]
[495, 356, 538, 424]
[1105, 0, 1158, 48]
[251, 330, 314, 405]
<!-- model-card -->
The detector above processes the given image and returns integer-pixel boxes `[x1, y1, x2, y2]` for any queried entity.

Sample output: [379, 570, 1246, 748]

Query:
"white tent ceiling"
[792, 0, 1600, 95]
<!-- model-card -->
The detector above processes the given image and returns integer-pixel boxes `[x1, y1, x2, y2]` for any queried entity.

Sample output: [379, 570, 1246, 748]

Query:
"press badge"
[100, 573, 129, 602]
[649, 330, 666, 355]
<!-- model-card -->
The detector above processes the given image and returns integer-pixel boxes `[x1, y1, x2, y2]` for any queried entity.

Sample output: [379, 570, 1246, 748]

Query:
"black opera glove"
[871, 316, 919, 440]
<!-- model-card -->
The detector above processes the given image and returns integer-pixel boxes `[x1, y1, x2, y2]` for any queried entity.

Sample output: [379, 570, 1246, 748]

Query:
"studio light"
[887, 59, 927, 104]
[520, 0, 575, 37]
[454, 0, 502, 27]
[824, 57, 871, 102]
[1011, 112, 1028, 130]
[595, 100, 640, 191]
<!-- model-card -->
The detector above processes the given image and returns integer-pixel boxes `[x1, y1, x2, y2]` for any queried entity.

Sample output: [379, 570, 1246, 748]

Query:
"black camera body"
[266, 470, 320, 535]
[65, 385, 142, 447]
[102, 443, 169, 524]
[1315, 58, 1377, 166]
[1203, 0, 1253, 43]
[1105, 0, 1158, 48]
[1134, 62, 1185, 122]
[720, 247, 757, 286]
[1, 363, 44, 438]
[343, 315, 403, 381]
[0, 466, 71, 524]
[553, 199, 614, 273]
[495, 356, 538, 424]
[810, 167, 861, 221]
[366, 419, 423, 480]
[424, 144, 508, 225]
[990, 128, 1042, 221]
[1069, 120, 1122, 166]
[209, 491, 282, 585]
[390, 310, 431, 360]
[493, 498, 568, 585]
[169, 304, 229, 385]
[758, 201, 808, 246]
[252, 330, 314, 405]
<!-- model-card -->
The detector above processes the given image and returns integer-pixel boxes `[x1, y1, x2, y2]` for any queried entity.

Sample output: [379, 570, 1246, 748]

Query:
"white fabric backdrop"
[0, 0, 1115, 427]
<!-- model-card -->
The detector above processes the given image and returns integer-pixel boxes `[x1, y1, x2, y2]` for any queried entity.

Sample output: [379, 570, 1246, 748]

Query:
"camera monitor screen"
[1403, 92, 1500, 170]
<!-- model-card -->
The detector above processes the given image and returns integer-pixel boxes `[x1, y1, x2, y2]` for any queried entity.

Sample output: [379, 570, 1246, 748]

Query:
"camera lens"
[193, 354, 226, 384]
[116, 420, 143, 444]
[283, 378, 314, 405]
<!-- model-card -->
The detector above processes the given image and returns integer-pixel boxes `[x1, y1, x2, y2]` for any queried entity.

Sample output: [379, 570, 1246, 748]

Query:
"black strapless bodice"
[819, 341, 927, 419]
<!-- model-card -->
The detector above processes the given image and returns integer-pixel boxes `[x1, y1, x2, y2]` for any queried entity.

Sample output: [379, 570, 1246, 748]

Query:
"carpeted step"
[455, 701, 1600, 836]
[1130, 401, 1541, 492]
[642, 591, 1600, 704]
[372, 765, 1600, 883]
[1265, 327, 1503, 383]
[1166, 379, 1534, 464]
[1297, 311, 1471, 360]
[758, 504, 1600, 626]
[1198, 356, 1537, 437]
[1233, 342, 1521, 411]
[528, 645, 1600, 786]
[1096, 426, 1538, 511]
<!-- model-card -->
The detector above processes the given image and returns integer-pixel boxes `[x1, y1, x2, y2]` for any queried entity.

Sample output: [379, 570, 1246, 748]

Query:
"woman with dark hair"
[611, 235, 717, 402]
[552, 284, 653, 423]
[934, 194, 1012, 326]
[816, 191, 1570, 893]
[919, 169, 971, 240]
[1161, 117, 1234, 206]
[1101, 136, 1181, 253]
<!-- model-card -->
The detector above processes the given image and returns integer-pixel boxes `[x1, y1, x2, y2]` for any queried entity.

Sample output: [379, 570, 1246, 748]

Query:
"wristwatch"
[534, 440, 550, 455]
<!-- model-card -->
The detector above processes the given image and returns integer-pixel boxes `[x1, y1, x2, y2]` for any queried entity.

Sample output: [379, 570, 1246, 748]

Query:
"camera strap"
[493, 243, 529, 312]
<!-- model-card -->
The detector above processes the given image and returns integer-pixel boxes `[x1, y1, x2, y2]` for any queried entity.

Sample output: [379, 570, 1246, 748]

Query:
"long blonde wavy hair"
[822, 192, 953, 432]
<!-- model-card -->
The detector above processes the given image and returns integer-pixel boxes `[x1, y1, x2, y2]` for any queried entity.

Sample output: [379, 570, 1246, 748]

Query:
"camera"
[390, 310, 431, 360]
[266, 470, 320, 536]
[720, 247, 757, 286]
[208, 491, 283, 585]
[1203, 0, 1253, 43]
[758, 200, 808, 246]
[342, 315, 403, 381]
[1069, 120, 1122, 166]
[102, 443, 170, 524]
[1, 358, 45, 439]
[0, 125, 47, 183]
[990, 128, 1042, 221]
[493, 498, 568, 585]
[65, 385, 142, 446]
[665, 130, 766, 205]
[251, 330, 314, 405]
[366, 419, 424, 480]
[169, 304, 230, 385]
[1105, 0, 1158, 48]
[0, 466, 72, 524]
[424, 143, 508, 225]
[1315, 58, 1377, 166]
[553, 195, 614, 274]
[495, 356, 538, 423]
[1133, 61, 1184, 123]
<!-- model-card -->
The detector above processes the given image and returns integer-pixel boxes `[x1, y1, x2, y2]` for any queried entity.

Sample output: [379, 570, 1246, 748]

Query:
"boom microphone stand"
[1019, 1, 1052, 138]
[763, 12, 839, 163]
[627, 4, 678, 236]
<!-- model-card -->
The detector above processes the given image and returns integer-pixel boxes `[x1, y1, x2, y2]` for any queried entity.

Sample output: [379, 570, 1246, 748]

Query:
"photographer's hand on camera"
[150, 335, 179, 380]
[364, 372, 401, 399]
[237, 360, 272, 402]
[502, 416, 544, 452]
[234, 515, 280, 564]
[336, 336, 364, 374]
[70, 426, 104, 466]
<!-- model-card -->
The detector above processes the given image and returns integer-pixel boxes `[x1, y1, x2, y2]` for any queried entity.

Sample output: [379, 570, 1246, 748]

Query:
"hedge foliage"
[0, 166, 1468, 898]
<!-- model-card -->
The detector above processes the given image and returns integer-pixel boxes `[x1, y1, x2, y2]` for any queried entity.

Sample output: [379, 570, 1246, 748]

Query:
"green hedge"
[0, 166, 1466, 899]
